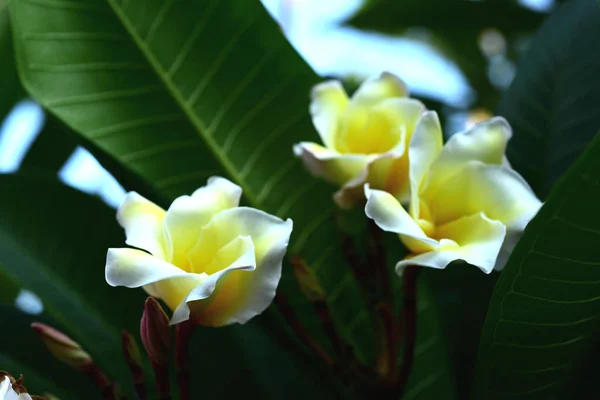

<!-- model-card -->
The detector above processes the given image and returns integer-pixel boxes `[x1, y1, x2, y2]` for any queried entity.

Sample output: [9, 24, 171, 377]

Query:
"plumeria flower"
[294, 72, 425, 208]
[365, 113, 542, 275]
[0, 373, 34, 400]
[105, 177, 293, 327]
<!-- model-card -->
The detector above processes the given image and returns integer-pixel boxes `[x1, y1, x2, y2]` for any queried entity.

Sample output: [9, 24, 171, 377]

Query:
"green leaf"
[499, 0, 600, 199]
[0, 8, 25, 122]
[471, 131, 600, 399]
[7, 0, 374, 363]
[8, 0, 454, 396]
[0, 267, 20, 304]
[348, 0, 545, 33]
[0, 305, 101, 399]
[0, 174, 147, 397]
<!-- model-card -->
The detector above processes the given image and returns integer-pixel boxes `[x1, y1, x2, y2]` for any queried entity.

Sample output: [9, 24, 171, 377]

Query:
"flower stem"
[175, 320, 196, 400]
[274, 291, 335, 367]
[150, 363, 170, 400]
[394, 265, 421, 396]
[80, 363, 123, 400]
[367, 220, 396, 379]
[121, 331, 146, 400]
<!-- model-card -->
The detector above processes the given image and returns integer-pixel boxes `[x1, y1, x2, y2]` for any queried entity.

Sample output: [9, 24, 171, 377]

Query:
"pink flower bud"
[140, 297, 171, 367]
[31, 323, 92, 368]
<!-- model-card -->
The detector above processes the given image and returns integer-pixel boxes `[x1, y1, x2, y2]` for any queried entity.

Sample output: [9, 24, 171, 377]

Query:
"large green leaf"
[499, 0, 600, 199]
[0, 267, 20, 304]
[0, 8, 25, 122]
[471, 130, 600, 399]
[349, 0, 544, 33]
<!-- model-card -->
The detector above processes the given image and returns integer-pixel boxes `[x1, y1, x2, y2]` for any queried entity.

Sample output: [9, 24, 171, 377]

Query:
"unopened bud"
[140, 297, 171, 367]
[31, 323, 92, 368]
[121, 331, 143, 374]
[291, 257, 326, 302]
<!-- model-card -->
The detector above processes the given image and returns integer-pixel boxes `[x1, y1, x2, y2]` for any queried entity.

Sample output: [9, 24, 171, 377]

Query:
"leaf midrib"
[107, 0, 261, 204]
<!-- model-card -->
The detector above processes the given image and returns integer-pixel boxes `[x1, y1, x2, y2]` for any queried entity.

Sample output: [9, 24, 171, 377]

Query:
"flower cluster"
[295, 72, 542, 275]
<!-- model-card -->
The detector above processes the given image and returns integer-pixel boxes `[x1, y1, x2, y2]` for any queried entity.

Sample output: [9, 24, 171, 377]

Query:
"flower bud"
[31, 323, 92, 368]
[291, 257, 326, 303]
[140, 297, 171, 367]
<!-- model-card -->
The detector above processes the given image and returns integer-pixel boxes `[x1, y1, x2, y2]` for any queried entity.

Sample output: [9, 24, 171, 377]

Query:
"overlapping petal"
[427, 162, 542, 230]
[293, 142, 371, 187]
[426, 117, 512, 192]
[351, 72, 408, 107]
[310, 80, 349, 148]
[117, 192, 167, 259]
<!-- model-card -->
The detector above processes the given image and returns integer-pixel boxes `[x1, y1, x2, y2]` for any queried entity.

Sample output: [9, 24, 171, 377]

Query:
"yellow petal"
[164, 177, 242, 268]
[364, 186, 437, 246]
[426, 162, 541, 230]
[396, 212, 506, 275]
[293, 142, 370, 187]
[406, 111, 443, 218]
[351, 72, 408, 107]
[186, 207, 292, 326]
[172, 235, 256, 326]
[310, 80, 349, 149]
[116, 192, 167, 259]
[427, 117, 511, 192]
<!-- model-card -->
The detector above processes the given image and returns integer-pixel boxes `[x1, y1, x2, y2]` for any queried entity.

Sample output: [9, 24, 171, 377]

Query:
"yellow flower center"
[335, 105, 402, 155]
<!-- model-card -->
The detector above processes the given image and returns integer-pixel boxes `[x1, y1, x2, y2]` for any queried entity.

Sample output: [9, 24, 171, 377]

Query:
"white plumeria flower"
[105, 177, 293, 327]
[0, 375, 33, 400]
[365, 113, 542, 275]
[294, 72, 425, 208]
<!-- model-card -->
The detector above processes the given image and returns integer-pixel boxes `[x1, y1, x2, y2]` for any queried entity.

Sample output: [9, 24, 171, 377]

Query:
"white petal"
[191, 176, 242, 207]
[310, 80, 349, 149]
[0, 377, 31, 400]
[187, 208, 292, 326]
[427, 162, 542, 231]
[493, 232, 521, 271]
[171, 235, 256, 325]
[293, 142, 370, 186]
[428, 117, 512, 190]
[105, 248, 205, 312]
[105, 248, 197, 288]
[396, 212, 506, 275]
[364, 186, 436, 245]
[351, 72, 408, 107]
[116, 192, 167, 259]
[406, 111, 443, 218]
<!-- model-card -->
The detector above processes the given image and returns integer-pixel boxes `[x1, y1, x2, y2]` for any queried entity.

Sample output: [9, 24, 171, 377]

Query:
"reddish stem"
[394, 265, 421, 396]
[175, 320, 196, 400]
[80, 363, 121, 400]
[274, 291, 335, 367]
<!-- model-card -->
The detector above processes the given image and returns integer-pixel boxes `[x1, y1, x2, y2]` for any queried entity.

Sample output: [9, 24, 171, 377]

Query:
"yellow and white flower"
[0, 373, 33, 400]
[365, 114, 542, 274]
[294, 72, 425, 208]
[105, 177, 293, 327]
